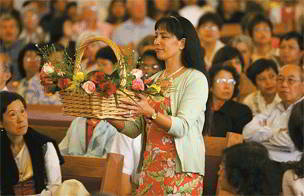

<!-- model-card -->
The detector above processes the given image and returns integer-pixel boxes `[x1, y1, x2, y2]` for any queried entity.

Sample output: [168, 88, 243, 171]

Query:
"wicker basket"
[59, 36, 137, 121]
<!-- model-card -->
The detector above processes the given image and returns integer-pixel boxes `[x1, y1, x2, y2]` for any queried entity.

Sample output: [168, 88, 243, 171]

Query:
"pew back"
[61, 153, 124, 195]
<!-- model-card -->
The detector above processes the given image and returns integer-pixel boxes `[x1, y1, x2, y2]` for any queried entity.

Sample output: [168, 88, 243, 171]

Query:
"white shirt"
[109, 133, 141, 183]
[283, 170, 304, 196]
[204, 40, 225, 70]
[243, 91, 281, 116]
[0, 86, 8, 91]
[15, 142, 61, 196]
[243, 97, 304, 162]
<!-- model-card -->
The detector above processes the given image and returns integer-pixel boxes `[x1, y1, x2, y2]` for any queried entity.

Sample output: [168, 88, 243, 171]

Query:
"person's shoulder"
[226, 100, 252, 113]
[187, 69, 208, 82]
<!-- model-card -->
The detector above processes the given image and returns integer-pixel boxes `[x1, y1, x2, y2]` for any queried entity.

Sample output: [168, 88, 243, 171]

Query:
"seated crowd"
[1, 0, 303, 195]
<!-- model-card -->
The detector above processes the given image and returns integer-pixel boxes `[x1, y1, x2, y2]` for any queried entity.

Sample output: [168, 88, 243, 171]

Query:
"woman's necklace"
[162, 66, 184, 79]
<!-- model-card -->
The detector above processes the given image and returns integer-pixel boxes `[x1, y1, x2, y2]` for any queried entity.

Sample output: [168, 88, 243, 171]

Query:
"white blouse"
[15, 142, 61, 195]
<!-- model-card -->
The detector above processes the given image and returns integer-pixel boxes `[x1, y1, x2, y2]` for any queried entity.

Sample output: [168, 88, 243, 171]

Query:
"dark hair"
[106, 0, 128, 24]
[65, 1, 77, 11]
[212, 45, 245, 70]
[50, 16, 71, 43]
[222, 142, 274, 196]
[209, 64, 240, 98]
[155, 15, 206, 75]
[0, 13, 23, 36]
[18, 43, 41, 78]
[95, 46, 117, 64]
[0, 91, 27, 122]
[141, 50, 165, 70]
[248, 14, 273, 38]
[280, 31, 304, 51]
[288, 100, 304, 178]
[197, 12, 223, 29]
[22, 0, 35, 7]
[246, 58, 279, 85]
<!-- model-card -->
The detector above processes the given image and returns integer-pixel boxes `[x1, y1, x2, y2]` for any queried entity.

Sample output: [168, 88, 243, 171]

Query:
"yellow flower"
[149, 84, 161, 93]
[73, 72, 85, 82]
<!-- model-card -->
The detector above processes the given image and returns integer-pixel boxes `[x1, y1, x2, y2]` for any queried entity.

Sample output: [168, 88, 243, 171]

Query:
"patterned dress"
[136, 95, 203, 195]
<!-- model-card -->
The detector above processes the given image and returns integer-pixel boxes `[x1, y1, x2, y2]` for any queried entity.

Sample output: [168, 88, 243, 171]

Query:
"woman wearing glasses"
[138, 50, 164, 79]
[17, 43, 62, 105]
[206, 65, 253, 137]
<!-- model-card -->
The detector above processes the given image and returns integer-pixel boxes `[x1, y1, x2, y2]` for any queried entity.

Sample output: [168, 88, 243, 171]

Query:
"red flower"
[99, 81, 117, 97]
[144, 78, 153, 85]
[91, 72, 105, 84]
[57, 78, 71, 89]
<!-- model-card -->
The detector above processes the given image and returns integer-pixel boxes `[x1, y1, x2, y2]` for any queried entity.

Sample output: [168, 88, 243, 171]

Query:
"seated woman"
[207, 65, 252, 137]
[244, 59, 281, 116]
[218, 142, 279, 195]
[212, 45, 256, 102]
[0, 91, 63, 195]
[18, 43, 62, 105]
[283, 100, 304, 196]
[138, 50, 164, 79]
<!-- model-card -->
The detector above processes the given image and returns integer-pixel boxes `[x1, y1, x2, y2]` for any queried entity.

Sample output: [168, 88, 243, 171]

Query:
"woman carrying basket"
[108, 15, 208, 195]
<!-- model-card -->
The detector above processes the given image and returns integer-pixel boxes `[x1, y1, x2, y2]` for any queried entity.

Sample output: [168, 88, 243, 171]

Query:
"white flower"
[57, 71, 65, 76]
[164, 167, 175, 178]
[162, 136, 172, 145]
[167, 158, 175, 167]
[131, 69, 143, 79]
[82, 81, 96, 94]
[42, 62, 54, 74]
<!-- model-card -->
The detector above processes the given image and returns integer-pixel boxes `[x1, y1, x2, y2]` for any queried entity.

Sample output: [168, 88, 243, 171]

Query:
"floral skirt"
[136, 124, 203, 195]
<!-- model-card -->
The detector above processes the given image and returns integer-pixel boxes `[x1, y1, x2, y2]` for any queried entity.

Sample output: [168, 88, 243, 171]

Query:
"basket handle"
[74, 36, 127, 87]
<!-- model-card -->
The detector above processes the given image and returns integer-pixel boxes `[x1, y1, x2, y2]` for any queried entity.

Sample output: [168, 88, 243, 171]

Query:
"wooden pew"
[216, 132, 244, 196]
[27, 104, 75, 143]
[203, 132, 244, 196]
[61, 153, 124, 195]
[203, 136, 227, 196]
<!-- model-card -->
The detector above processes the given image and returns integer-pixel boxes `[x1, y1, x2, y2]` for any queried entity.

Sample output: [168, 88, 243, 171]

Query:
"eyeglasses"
[140, 64, 160, 70]
[215, 78, 236, 85]
[25, 56, 41, 62]
[254, 27, 271, 32]
[277, 77, 301, 85]
[201, 25, 219, 32]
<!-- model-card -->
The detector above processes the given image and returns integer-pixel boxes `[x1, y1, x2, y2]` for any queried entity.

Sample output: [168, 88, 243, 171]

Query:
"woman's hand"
[120, 94, 155, 119]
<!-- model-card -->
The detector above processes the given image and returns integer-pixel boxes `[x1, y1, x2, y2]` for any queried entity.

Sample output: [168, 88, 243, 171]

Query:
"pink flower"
[130, 69, 143, 79]
[42, 62, 54, 75]
[132, 78, 144, 91]
[82, 81, 96, 94]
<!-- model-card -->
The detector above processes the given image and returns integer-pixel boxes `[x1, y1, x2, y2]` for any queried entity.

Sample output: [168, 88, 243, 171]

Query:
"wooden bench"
[61, 153, 124, 195]
[27, 104, 74, 143]
[216, 132, 244, 196]
[203, 132, 244, 196]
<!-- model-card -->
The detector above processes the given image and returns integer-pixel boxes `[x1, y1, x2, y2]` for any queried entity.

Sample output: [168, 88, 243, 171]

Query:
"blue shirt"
[112, 17, 155, 46]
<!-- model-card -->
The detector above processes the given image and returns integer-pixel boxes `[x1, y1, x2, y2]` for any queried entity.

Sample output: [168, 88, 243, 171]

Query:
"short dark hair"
[248, 14, 273, 38]
[212, 45, 245, 70]
[280, 31, 304, 50]
[246, 58, 279, 85]
[209, 65, 240, 98]
[95, 46, 117, 64]
[197, 12, 223, 29]
[18, 43, 41, 78]
[222, 142, 274, 196]
[0, 92, 27, 122]
[0, 13, 23, 36]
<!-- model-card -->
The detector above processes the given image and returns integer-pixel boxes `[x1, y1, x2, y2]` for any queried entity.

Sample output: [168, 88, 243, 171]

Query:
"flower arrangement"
[37, 42, 163, 104]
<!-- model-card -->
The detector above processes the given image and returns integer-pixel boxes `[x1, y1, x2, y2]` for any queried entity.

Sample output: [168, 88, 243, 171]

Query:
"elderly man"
[243, 64, 304, 162]
[111, 0, 155, 48]
[0, 13, 25, 80]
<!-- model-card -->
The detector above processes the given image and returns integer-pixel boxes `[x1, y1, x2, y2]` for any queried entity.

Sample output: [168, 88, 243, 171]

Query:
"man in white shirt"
[0, 53, 12, 91]
[109, 133, 141, 195]
[243, 64, 304, 162]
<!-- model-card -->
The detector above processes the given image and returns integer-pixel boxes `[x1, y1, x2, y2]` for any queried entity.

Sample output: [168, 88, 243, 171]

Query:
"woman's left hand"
[120, 94, 155, 118]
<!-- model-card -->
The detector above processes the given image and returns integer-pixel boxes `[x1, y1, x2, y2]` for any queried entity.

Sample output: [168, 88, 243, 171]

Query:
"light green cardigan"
[120, 68, 208, 175]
